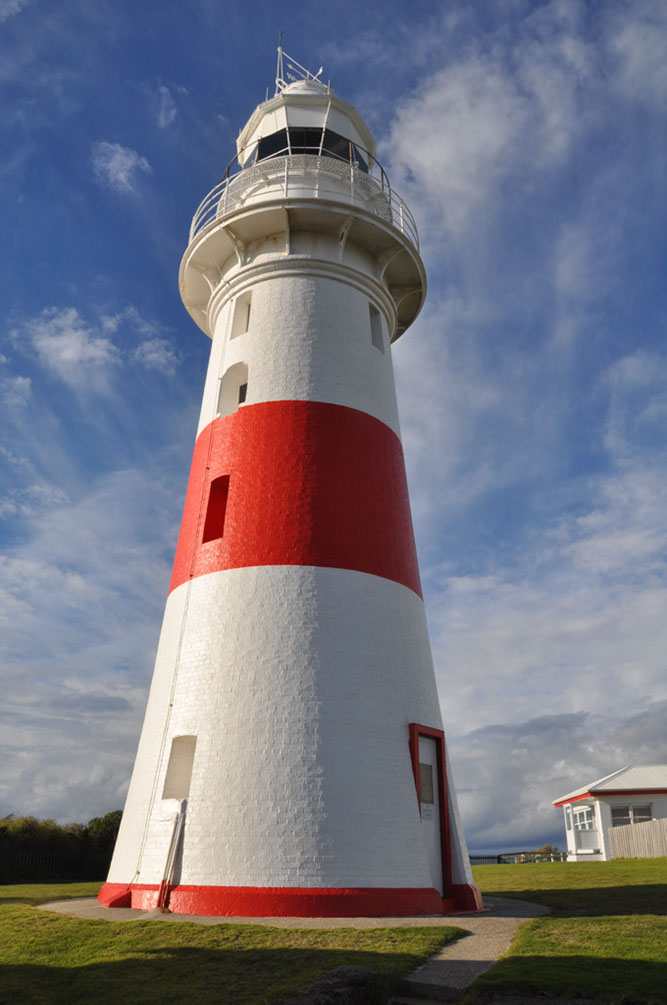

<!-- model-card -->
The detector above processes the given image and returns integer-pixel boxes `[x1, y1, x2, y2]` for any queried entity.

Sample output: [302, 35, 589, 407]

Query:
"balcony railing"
[188, 145, 419, 252]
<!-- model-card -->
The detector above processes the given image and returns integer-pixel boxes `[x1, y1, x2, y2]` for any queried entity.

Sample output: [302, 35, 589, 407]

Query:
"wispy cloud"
[153, 82, 188, 129]
[0, 465, 181, 820]
[15, 307, 120, 391]
[10, 304, 181, 391]
[0, 0, 29, 24]
[0, 374, 31, 408]
[91, 141, 152, 194]
[132, 338, 180, 375]
[454, 702, 667, 851]
[606, 0, 667, 106]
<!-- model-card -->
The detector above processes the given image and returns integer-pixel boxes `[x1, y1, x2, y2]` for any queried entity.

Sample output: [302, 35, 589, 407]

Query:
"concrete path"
[390, 896, 550, 1002]
[39, 894, 556, 1001]
[39, 896, 542, 932]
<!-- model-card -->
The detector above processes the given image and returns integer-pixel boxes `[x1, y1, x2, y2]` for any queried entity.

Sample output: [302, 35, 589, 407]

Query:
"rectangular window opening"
[369, 304, 384, 352]
[238, 382, 248, 404]
[231, 293, 252, 339]
[162, 735, 197, 800]
[202, 475, 230, 543]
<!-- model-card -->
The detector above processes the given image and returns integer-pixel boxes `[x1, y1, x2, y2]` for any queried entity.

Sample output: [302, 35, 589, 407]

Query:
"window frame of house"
[572, 805, 595, 831]
[611, 803, 653, 827]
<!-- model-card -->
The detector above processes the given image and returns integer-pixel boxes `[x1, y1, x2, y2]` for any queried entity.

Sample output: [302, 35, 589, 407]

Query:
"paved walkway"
[390, 896, 549, 1001]
[39, 894, 555, 1001]
[39, 894, 541, 929]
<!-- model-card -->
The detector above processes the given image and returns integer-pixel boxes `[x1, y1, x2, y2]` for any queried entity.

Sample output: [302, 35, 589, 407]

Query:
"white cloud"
[0, 481, 68, 520]
[607, 0, 667, 106]
[387, 57, 528, 236]
[132, 337, 179, 375]
[0, 0, 29, 24]
[452, 702, 667, 852]
[384, 4, 601, 239]
[157, 84, 177, 128]
[0, 374, 31, 408]
[18, 307, 120, 391]
[91, 141, 152, 195]
[0, 465, 182, 821]
[154, 83, 187, 129]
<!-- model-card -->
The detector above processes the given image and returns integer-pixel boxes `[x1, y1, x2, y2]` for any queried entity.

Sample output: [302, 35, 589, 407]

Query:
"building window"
[217, 362, 249, 417]
[162, 735, 197, 800]
[369, 304, 384, 352]
[572, 805, 595, 831]
[611, 804, 653, 827]
[230, 292, 252, 339]
[202, 475, 230, 543]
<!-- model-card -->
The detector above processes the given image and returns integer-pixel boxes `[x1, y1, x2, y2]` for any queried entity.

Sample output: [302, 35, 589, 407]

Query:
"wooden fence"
[609, 817, 667, 859]
[470, 851, 567, 865]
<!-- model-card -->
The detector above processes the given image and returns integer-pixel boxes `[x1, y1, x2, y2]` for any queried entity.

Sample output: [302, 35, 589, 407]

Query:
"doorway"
[409, 723, 451, 897]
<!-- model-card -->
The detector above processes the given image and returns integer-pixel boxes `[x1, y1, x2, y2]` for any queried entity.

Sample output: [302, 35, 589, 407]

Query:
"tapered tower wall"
[99, 71, 481, 917]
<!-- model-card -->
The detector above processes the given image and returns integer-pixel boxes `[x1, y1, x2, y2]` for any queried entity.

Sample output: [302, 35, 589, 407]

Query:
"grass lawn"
[468, 858, 667, 1005]
[0, 883, 464, 1004]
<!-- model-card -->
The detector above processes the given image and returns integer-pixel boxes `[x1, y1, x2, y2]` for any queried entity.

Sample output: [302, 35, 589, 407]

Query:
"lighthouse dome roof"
[281, 78, 332, 97]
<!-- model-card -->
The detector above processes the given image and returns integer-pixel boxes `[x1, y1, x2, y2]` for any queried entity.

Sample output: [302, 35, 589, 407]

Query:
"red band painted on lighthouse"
[169, 399, 422, 597]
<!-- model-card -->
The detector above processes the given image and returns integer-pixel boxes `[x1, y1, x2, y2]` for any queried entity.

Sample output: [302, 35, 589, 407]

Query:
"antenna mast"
[274, 35, 324, 96]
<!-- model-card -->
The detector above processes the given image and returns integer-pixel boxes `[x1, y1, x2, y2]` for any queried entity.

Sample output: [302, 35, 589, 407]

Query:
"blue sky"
[1, 0, 666, 854]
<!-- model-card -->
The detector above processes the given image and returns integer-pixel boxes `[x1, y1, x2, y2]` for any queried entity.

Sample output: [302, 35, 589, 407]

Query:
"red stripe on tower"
[169, 399, 422, 597]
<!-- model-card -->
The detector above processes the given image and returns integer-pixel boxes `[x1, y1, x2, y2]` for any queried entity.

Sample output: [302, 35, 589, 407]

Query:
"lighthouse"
[98, 51, 482, 917]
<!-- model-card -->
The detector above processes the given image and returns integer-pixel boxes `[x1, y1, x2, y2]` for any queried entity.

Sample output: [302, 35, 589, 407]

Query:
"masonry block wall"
[99, 75, 481, 917]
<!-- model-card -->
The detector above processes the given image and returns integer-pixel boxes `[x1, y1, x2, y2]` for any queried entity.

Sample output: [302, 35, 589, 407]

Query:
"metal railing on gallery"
[188, 142, 419, 252]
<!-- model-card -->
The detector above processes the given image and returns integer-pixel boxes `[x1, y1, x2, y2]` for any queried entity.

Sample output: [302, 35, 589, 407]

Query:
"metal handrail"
[188, 144, 419, 251]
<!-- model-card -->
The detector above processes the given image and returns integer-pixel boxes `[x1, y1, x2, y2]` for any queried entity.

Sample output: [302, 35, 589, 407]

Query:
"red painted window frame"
[409, 722, 452, 896]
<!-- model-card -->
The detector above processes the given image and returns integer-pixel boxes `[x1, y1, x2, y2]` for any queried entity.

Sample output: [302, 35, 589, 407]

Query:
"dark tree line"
[0, 810, 122, 883]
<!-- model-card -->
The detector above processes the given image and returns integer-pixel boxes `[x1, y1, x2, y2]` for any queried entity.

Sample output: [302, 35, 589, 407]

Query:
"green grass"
[467, 858, 667, 1005]
[0, 883, 464, 1004]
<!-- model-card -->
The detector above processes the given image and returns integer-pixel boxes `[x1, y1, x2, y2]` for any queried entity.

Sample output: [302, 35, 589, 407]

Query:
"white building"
[553, 765, 667, 861]
[98, 51, 482, 918]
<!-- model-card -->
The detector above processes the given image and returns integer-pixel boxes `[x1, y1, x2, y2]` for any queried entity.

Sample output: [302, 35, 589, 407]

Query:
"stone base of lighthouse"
[99, 565, 481, 917]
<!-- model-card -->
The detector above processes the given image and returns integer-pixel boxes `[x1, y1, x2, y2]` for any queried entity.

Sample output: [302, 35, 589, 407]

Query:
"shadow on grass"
[488, 884, 667, 917]
[466, 953, 667, 1004]
[0, 944, 424, 1005]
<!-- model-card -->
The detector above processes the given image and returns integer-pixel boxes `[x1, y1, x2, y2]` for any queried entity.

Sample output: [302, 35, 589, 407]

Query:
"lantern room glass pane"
[256, 129, 288, 161]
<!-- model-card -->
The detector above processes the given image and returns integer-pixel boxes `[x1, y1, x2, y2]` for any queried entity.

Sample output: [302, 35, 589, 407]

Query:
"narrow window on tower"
[217, 362, 249, 417]
[202, 475, 230, 543]
[162, 735, 197, 799]
[231, 292, 252, 339]
[369, 304, 384, 352]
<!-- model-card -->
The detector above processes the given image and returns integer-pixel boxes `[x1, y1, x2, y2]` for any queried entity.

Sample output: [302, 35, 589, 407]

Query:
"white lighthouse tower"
[99, 52, 482, 917]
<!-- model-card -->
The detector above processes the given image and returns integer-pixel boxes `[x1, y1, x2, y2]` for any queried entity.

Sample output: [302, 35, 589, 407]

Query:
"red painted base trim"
[451, 883, 484, 913]
[98, 883, 469, 917]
